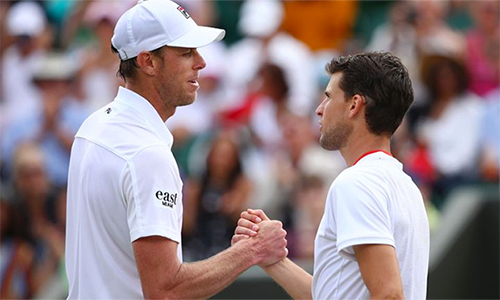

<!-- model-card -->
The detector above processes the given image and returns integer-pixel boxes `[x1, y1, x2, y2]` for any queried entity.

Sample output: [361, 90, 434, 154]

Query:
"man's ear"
[136, 52, 155, 77]
[348, 94, 365, 118]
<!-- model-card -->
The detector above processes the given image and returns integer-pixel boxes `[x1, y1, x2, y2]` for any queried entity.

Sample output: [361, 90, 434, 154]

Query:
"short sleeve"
[123, 145, 183, 243]
[333, 171, 395, 260]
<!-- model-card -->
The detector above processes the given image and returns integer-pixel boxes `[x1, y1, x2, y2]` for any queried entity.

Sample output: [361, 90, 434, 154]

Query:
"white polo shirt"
[312, 151, 429, 300]
[65, 87, 184, 299]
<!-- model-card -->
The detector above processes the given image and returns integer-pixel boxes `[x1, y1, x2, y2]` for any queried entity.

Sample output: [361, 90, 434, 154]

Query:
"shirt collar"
[114, 87, 174, 147]
[353, 150, 402, 170]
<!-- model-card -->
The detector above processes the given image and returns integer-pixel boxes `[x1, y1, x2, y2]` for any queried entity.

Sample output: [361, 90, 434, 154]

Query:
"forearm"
[162, 240, 258, 299]
[262, 258, 312, 300]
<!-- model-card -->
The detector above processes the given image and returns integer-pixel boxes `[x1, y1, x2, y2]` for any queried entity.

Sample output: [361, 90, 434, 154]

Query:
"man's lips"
[188, 78, 199, 87]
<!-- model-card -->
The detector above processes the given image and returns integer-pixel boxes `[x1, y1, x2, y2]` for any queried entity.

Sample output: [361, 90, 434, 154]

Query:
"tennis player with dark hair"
[234, 51, 430, 300]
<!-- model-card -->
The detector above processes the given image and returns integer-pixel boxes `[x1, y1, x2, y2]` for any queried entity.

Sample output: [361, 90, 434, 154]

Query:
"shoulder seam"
[75, 136, 169, 163]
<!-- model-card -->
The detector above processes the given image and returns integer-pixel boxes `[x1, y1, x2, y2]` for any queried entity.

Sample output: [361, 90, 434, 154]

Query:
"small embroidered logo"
[177, 6, 190, 19]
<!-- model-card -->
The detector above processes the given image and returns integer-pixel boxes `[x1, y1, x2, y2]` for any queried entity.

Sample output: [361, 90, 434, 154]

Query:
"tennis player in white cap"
[65, 0, 288, 298]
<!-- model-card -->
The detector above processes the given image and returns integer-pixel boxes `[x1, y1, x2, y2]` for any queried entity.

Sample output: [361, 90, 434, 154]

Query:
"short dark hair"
[111, 45, 164, 82]
[325, 51, 414, 136]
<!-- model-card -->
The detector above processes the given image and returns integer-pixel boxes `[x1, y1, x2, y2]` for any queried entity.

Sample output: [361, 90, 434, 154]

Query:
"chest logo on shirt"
[155, 190, 178, 209]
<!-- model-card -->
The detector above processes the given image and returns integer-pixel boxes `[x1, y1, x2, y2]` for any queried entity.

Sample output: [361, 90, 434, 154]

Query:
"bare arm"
[353, 244, 404, 300]
[233, 209, 312, 300]
[261, 258, 312, 300]
[133, 220, 287, 299]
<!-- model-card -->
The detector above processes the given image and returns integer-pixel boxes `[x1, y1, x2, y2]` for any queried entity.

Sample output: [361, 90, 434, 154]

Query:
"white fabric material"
[66, 87, 183, 299]
[111, 0, 225, 60]
[312, 152, 429, 300]
[419, 92, 484, 176]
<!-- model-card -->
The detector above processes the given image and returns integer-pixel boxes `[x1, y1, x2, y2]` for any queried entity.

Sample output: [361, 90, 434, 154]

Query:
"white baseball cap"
[111, 0, 225, 60]
[6, 1, 47, 37]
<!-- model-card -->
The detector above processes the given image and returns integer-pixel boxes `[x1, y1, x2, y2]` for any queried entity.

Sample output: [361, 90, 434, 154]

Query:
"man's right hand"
[232, 209, 287, 266]
[231, 208, 270, 244]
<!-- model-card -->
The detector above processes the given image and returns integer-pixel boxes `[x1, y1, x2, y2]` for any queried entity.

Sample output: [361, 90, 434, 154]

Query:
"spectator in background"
[465, 0, 499, 97]
[412, 0, 465, 58]
[366, 1, 423, 101]
[1, 1, 49, 127]
[77, 1, 126, 111]
[1, 143, 66, 298]
[0, 196, 36, 299]
[413, 54, 484, 208]
[480, 88, 500, 182]
[1, 52, 90, 187]
[248, 63, 291, 151]
[183, 130, 252, 261]
[222, 0, 316, 117]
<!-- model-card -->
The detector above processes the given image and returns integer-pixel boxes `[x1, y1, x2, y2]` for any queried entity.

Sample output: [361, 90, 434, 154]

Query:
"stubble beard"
[175, 91, 196, 107]
[157, 61, 196, 108]
[319, 121, 352, 151]
[158, 77, 197, 108]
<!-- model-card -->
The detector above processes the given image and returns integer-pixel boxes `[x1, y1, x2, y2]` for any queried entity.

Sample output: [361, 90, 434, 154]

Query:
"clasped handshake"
[231, 208, 288, 267]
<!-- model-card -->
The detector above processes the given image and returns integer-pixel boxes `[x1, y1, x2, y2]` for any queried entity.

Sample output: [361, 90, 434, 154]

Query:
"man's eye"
[183, 50, 192, 56]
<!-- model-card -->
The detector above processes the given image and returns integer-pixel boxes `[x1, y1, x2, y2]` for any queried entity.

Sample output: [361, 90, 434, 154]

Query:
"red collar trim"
[353, 150, 392, 166]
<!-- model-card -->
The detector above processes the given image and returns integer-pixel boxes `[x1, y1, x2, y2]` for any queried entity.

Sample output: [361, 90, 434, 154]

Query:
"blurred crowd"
[0, 0, 498, 298]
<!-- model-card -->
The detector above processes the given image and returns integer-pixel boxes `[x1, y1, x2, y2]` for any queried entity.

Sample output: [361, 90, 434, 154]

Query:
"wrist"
[231, 236, 261, 267]
[261, 256, 286, 271]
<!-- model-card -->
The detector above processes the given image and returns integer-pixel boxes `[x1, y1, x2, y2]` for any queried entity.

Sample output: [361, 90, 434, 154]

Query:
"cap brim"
[167, 26, 225, 48]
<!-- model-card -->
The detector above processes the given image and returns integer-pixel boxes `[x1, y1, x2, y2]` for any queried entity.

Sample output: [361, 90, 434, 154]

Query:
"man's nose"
[316, 100, 325, 116]
[194, 49, 206, 70]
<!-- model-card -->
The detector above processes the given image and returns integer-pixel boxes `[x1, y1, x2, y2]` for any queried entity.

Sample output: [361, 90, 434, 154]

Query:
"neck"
[339, 129, 392, 167]
[125, 81, 175, 122]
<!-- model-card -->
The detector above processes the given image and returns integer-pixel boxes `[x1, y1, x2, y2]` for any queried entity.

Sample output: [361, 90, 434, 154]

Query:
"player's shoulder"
[331, 160, 391, 193]
[76, 104, 166, 159]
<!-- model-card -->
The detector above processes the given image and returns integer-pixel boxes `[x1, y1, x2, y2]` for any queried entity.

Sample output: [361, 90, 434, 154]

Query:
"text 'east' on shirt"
[312, 152, 430, 300]
[65, 87, 183, 299]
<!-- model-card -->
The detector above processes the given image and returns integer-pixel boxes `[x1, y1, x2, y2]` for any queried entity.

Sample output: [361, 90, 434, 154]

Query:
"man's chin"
[177, 94, 197, 107]
[319, 136, 339, 151]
